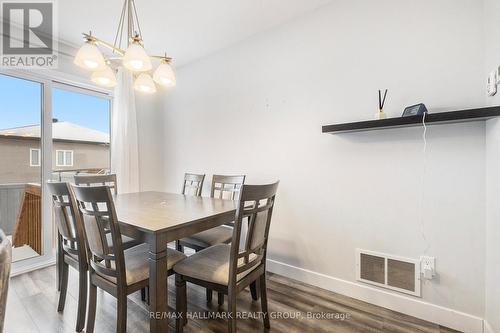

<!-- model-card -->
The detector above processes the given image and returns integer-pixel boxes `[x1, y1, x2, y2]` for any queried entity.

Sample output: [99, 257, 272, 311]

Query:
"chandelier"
[73, 0, 175, 93]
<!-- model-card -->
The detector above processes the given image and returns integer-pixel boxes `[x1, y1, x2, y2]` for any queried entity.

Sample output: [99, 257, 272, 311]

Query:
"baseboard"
[484, 321, 495, 333]
[266, 258, 484, 333]
[10, 258, 56, 277]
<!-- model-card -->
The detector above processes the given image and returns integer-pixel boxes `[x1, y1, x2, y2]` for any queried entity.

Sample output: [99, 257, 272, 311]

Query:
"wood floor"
[4, 265, 461, 333]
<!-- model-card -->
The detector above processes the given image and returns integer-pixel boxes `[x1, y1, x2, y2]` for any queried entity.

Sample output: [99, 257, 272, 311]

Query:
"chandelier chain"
[113, 0, 128, 52]
[131, 0, 143, 40]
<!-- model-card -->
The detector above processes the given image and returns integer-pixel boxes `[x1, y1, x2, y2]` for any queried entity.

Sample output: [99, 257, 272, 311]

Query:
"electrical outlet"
[420, 256, 436, 280]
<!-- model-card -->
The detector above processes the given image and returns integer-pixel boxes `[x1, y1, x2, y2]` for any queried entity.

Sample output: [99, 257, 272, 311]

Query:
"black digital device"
[402, 103, 428, 117]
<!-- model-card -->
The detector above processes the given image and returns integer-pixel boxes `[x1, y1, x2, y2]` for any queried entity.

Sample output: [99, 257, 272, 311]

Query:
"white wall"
[484, 0, 500, 331]
[159, 0, 487, 327]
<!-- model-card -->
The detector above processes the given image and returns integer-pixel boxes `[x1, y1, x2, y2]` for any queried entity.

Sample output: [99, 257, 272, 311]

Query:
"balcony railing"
[0, 168, 109, 260]
[52, 167, 108, 182]
[12, 184, 41, 254]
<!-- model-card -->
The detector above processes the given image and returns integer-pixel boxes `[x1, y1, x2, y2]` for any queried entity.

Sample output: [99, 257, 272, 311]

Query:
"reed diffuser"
[375, 89, 388, 119]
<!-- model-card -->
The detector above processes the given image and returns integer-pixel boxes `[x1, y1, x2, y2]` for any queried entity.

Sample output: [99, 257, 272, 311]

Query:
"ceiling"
[56, 0, 333, 67]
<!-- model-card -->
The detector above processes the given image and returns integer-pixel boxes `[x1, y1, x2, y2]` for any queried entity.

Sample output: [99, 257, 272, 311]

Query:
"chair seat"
[173, 244, 256, 286]
[180, 225, 233, 249]
[98, 244, 186, 286]
[106, 233, 141, 251]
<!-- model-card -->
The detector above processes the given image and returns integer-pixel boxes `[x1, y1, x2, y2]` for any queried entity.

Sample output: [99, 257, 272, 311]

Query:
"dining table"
[112, 191, 237, 332]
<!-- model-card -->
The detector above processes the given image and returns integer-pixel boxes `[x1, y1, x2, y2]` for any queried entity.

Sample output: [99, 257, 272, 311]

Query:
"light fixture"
[153, 60, 176, 87]
[134, 73, 156, 94]
[75, 0, 175, 93]
[74, 40, 106, 71]
[91, 65, 117, 87]
[123, 39, 152, 72]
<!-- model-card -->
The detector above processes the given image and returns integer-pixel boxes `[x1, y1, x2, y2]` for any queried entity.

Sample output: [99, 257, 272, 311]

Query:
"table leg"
[149, 234, 169, 333]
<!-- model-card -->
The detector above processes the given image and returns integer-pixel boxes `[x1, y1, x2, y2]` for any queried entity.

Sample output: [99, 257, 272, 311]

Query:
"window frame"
[29, 148, 41, 167]
[55, 149, 73, 167]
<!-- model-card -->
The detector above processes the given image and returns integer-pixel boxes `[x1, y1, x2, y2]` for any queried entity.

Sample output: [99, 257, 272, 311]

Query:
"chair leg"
[217, 292, 224, 306]
[227, 290, 237, 333]
[176, 240, 184, 252]
[116, 293, 127, 333]
[86, 283, 97, 333]
[250, 279, 260, 301]
[176, 275, 187, 333]
[206, 288, 213, 303]
[56, 235, 63, 291]
[57, 262, 68, 312]
[75, 268, 88, 332]
[260, 274, 270, 329]
[145, 286, 150, 305]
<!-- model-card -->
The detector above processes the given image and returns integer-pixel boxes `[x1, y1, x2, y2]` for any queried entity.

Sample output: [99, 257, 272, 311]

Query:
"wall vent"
[356, 249, 421, 297]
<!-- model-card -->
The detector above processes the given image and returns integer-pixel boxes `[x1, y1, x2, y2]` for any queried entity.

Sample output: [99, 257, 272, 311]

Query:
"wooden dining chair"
[74, 174, 118, 195]
[174, 181, 279, 333]
[0, 229, 12, 333]
[47, 182, 88, 332]
[181, 173, 205, 196]
[71, 184, 186, 333]
[73, 174, 140, 251]
[176, 175, 245, 303]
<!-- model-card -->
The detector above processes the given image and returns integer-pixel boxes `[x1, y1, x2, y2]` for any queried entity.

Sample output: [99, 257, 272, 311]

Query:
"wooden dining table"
[113, 191, 237, 332]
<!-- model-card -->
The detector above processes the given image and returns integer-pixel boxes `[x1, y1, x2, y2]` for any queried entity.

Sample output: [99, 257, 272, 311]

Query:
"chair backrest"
[74, 174, 118, 195]
[47, 182, 87, 263]
[210, 175, 246, 200]
[228, 182, 279, 286]
[71, 185, 126, 287]
[181, 173, 205, 197]
[0, 229, 11, 333]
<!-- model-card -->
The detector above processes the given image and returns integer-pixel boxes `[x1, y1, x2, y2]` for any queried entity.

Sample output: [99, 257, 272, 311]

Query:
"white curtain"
[111, 67, 140, 193]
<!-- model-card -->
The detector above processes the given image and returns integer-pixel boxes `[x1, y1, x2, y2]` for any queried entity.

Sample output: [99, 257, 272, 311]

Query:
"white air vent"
[356, 249, 421, 297]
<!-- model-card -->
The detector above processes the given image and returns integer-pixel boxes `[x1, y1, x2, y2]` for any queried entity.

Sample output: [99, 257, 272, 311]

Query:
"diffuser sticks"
[375, 89, 388, 119]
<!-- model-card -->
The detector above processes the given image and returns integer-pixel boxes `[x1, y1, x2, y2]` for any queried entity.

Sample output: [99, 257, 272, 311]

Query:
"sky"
[0, 74, 110, 134]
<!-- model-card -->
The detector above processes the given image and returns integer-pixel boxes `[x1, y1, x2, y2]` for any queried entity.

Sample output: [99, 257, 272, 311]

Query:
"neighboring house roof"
[0, 121, 109, 144]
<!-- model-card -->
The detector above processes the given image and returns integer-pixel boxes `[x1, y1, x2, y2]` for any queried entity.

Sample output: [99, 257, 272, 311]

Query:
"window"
[56, 150, 73, 167]
[30, 148, 40, 167]
[52, 86, 111, 179]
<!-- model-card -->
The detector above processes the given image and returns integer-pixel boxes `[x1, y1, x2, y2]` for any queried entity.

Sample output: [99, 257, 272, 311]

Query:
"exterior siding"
[0, 137, 109, 184]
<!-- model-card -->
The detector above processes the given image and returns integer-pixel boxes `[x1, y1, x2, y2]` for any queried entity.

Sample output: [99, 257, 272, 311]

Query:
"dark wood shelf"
[322, 106, 500, 134]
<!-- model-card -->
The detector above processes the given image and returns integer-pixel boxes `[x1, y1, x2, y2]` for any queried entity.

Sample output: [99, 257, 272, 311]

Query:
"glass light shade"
[91, 66, 117, 88]
[153, 63, 176, 87]
[134, 73, 157, 94]
[74, 43, 106, 71]
[123, 43, 152, 72]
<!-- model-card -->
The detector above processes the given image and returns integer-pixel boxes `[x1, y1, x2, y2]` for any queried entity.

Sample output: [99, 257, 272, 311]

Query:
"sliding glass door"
[50, 84, 111, 251]
[0, 74, 43, 263]
[0, 71, 112, 271]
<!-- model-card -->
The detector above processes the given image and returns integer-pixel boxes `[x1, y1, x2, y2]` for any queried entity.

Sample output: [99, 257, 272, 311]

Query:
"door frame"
[0, 68, 112, 275]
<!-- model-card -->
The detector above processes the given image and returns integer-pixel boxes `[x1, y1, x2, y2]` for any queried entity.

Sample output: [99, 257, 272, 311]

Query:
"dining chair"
[176, 174, 245, 303]
[71, 184, 186, 333]
[181, 173, 205, 197]
[73, 175, 140, 251]
[74, 174, 118, 195]
[0, 229, 11, 333]
[47, 182, 88, 332]
[174, 181, 279, 333]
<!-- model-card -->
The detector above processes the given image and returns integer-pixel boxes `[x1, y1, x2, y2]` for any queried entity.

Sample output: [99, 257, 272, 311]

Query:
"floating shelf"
[322, 106, 500, 134]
